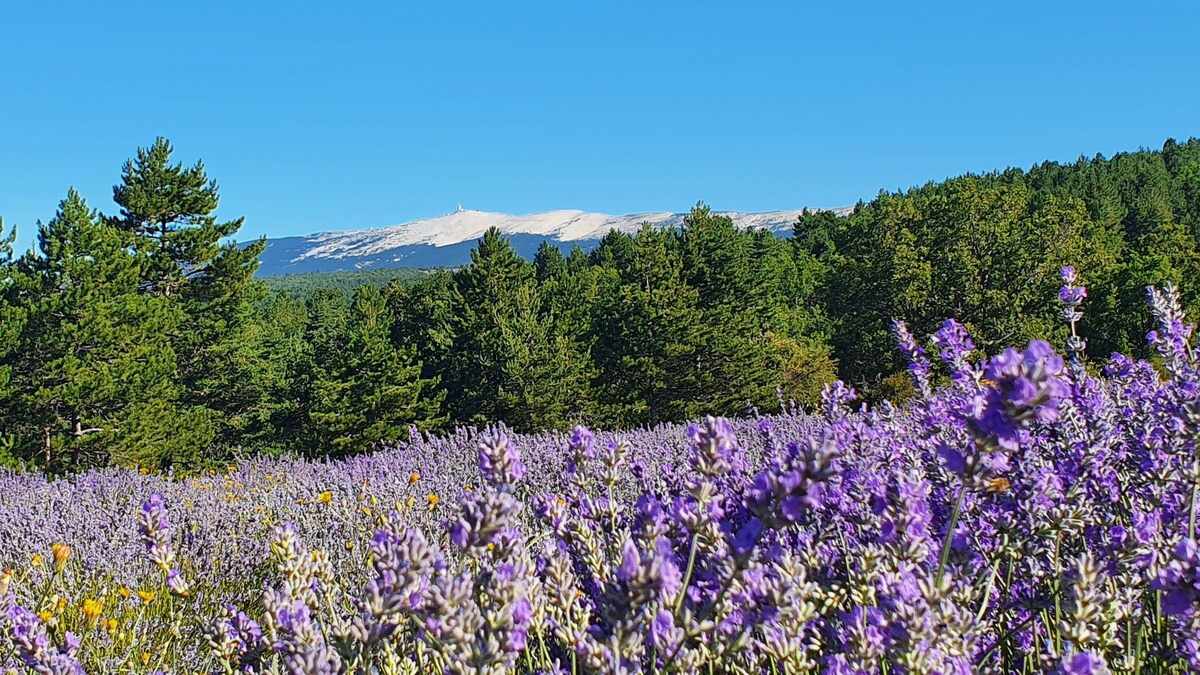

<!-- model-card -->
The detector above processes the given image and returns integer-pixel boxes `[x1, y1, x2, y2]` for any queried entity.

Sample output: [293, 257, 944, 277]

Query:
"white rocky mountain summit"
[257, 206, 852, 276]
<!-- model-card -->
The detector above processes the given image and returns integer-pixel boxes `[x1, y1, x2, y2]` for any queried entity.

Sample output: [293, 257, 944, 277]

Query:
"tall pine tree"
[109, 138, 268, 454]
[445, 228, 536, 424]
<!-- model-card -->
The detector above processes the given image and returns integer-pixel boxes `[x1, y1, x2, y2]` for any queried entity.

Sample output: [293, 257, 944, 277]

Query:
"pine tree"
[591, 224, 705, 426]
[678, 205, 789, 415]
[533, 241, 567, 282]
[387, 270, 459, 405]
[679, 204, 754, 310]
[493, 283, 594, 431]
[301, 285, 444, 456]
[0, 190, 199, 469]
[446, 228, 536, 424]
[109, 138, 268, 454]
[241, 292, 311, 453]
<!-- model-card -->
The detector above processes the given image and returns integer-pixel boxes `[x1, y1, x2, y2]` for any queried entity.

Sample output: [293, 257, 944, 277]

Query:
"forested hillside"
[1, 137, 1198, 470]
[262, 268, 430, 298]
[808, 137, 1200, 393]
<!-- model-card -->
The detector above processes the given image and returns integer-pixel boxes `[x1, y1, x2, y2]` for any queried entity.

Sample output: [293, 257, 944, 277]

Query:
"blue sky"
[2, 1, 1197, 252]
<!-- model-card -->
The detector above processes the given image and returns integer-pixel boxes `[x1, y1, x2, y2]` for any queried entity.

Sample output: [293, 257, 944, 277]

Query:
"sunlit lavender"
[2, 269, 1199, 673]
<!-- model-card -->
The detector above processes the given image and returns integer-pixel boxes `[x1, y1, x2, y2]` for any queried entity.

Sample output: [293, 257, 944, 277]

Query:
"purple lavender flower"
[932, 318, 976, 382]
[166, 568, 191, 596]
[748, 431, 840, 527]
[207, 604, 265, 671]
[363, 523, 435, 617]
[136, 493, 174, 568]
[1056, 650, 1112, 675]
[5, 604, 86, 674]
[973, 340, 1068, 452]
[732, 517, 764, 558]
[1059, 284, 1087, 306]
[1059, 266, 1088, 370]
[687, 416, 739, 477]
[447, 490, 522, 554]
[821, 380, 858, 419]
[478, 426, 527, 488]
[1147, 283, 1197, 379]
[892, 319, 933, 397]
[564, 424, 600, 488]
[1151, 537, 1200, 617]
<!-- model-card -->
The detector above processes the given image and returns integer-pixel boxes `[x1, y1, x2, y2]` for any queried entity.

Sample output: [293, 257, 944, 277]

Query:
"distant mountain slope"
[255, 207, 852, 276]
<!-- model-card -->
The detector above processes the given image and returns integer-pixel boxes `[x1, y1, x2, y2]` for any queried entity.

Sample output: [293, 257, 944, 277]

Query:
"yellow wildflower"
[409, 471, 420, 484]
[118, 587, 132, 599]
[51, 543, 72, 571]
[137, 590, 156, 604]
[427, 493, 440, 509]
[317, 491, 333, 505]
[985, 477, 1011, 494]
[405, 496, 416, 510]
[82, 598, 103, 624]
[101, 618, 117, 632]
[139, 467, 149, 475]
[30, 554, 43, 567]
[38, 610, 53, 622]
[228, 465, 238, 473]
[464, 484, 473, 493]
[0, 568, 12, 595]
[55, 597, 67, 613]
[345, 541, 355, 551]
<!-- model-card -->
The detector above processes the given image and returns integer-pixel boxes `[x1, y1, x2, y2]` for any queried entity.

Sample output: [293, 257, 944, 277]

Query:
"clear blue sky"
[2, 1, 1197, 252]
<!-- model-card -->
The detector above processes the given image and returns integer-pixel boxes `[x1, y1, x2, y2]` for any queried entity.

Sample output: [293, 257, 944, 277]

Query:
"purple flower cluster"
[136, 492, 175, 568]
[3, 601, 84, 674]
[891, 319, 933, 398]
[6, 266, 1200, 673]
[975, 339, 1069, 451]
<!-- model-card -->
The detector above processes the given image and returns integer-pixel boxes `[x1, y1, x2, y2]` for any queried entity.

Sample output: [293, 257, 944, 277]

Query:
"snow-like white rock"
[294, 207, 850, 261]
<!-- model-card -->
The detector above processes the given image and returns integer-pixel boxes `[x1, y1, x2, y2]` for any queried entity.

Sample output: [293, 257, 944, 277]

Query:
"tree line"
[263, 267, 432, 299]
[1, 137, 1198, 471]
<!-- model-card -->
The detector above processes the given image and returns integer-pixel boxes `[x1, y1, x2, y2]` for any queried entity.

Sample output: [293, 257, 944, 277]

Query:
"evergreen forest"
[3, 136, 1200, 471]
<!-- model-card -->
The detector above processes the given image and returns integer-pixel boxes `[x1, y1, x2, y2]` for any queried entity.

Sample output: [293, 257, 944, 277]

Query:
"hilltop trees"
[438, 228, 594, 429]
[375, 207, 839, 433]
[804, 138, 1200, 395]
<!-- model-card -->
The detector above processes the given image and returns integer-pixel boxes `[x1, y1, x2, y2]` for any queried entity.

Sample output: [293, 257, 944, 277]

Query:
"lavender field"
[2, 270, 1198, 673]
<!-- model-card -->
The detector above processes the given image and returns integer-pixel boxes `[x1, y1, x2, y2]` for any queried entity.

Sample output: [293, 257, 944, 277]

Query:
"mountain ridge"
[255, 206, 853, 276]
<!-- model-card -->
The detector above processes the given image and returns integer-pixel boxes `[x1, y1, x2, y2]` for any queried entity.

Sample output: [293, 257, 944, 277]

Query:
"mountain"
[254, 206, 853, 276]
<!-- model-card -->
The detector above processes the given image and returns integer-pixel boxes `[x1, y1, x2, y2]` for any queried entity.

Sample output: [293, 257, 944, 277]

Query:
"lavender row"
[2, 268, 1199, 673]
